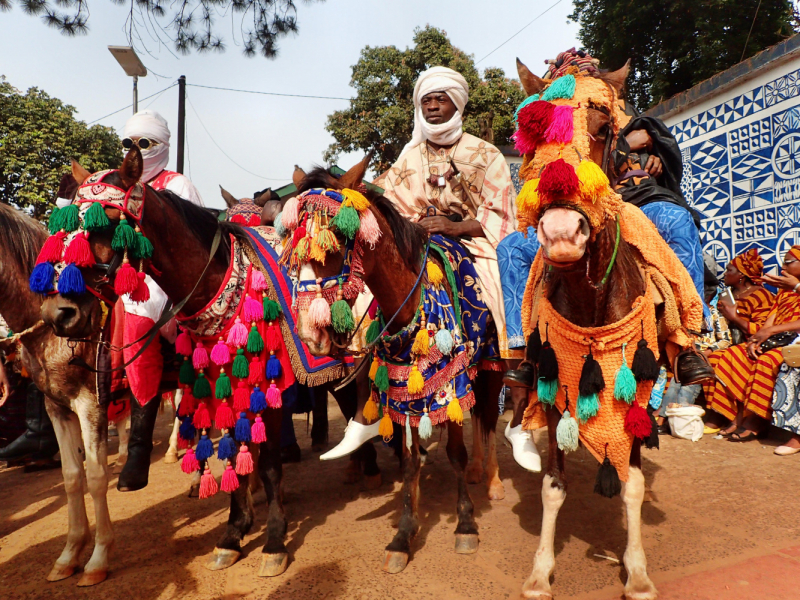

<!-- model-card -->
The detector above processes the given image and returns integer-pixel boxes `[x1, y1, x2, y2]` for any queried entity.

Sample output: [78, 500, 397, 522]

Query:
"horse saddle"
[672, 347, 716, 386]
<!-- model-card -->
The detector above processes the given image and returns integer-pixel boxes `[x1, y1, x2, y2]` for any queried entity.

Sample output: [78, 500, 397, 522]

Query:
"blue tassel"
[217, 432, 236, 460]
[266, 354, 282, 379]
[434, 328, 453, 355]
[178, 416, 196, 442]
[250, 386, 267, 412]
[57, 263, 85, 296]
[30, 262, 56, 294]
[274, 212, 287, 237]
[235, 412, 252, 442]
[195, 434, 214, 461]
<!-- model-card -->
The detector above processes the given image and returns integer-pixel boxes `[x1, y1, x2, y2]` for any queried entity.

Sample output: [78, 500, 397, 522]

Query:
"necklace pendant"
[437, 176, 446, 188]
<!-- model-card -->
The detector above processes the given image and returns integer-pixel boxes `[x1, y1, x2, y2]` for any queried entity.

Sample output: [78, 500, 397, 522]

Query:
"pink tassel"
[357, 209, 382, 247]
[233, 382, 250, 412]
[227, 317, 248, 347]
[250, 268, 268, 292]
[214, 401, 236, 429]
[114, 262, 139, 296]
[63, 232, 95, 267]
[545, 105, 575, 143]
[251, 416, 267, 443]
[193, 342, 210, 370]
[181, 447, 200, 473]
[281, 196, 299, 230]
[221, 464, 240, 493]
[244, 295, 263, 323]
[192, 402, 212, 429]
[210, 338, 231, 366]
[248, 358, 264, 385]
[199, 467, 218, 499]
[176, 329, 193, 356]
[129, 272, 150, 303]
[309, 296, 332, 328]
[37, 231, 66, 264]
[265, 323, 283, 352]
[266, 383, 282, 408]
[512, 130, 539, 155]
[235, 444, 254, 475]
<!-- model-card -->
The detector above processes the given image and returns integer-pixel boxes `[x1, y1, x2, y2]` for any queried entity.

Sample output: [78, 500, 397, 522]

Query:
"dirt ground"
[1, 400, 799, 600]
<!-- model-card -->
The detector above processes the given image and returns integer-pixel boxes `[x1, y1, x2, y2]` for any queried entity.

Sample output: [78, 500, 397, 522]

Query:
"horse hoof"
[188, 484, 199, 498]
[112, 464, 124, 475]
[163, 451, 179, 464]
[383, 550, 409, 574]
[343, 465, 361, 485]
[258, 552, 288, 577]
[454, 534, 479, 554]
[488, 481, 506, 501]
[205, 548, 241, 571]
[364, 473, 382, 490]
[77, 570, 107, 587]
[47, 563, 79, 582]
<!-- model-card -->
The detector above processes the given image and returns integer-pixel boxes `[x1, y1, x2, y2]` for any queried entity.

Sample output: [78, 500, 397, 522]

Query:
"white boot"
[320, 419, 380, 461]
[504, 421, 541, 472]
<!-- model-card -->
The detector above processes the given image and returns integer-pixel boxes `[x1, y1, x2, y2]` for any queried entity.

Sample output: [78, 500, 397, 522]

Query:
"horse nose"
[56, 306, 79, 330]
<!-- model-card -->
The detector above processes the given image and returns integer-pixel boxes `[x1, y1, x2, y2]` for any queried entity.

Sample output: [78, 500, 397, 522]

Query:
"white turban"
[122, 110, 171, 183]
[401, 66, 469, 156]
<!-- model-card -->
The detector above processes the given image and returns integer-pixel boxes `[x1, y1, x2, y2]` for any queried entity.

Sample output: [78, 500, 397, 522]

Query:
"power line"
[476, 0, 564, 65]
[86, 83, 178, 125]
[741, 0, 763, 62]
[186, 83, 350, 101]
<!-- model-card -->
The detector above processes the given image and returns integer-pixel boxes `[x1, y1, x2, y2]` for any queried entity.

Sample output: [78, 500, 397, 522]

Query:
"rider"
[117, 110, 205, 491]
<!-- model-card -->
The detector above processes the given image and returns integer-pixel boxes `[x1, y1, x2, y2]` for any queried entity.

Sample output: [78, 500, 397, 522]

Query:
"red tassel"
[177, 388, 196, 417]
[114, 261, 139, 296]
[214, 401, 236, 429]
[178, 436, 190, 450]
[129, 272, 150, 303]
[37, 231, 67, 264]
[192, 402, 212, 429]
[292, 224, 307, 248]
[235, 444, 254, 475]
[193, 342, 210, 370]
[624, 403, 653, 439]
[248, 358, 264, 385]
[266, 383, 282, 408]
[233, 382, 250, 412]
[176, 329, 193, 356]
[517, 101, 555, 142]
[181, 447, 200, 474]
[251, 415, 267, 443]
[221, 463, 240, 493]
[247, 214, 261, 227]
[63, 232, 95, 267]
[266, 323, 282, 352]
[538, 158, 580, 201]
[230, 214, 247, 225]
[199, 467, 219, 499]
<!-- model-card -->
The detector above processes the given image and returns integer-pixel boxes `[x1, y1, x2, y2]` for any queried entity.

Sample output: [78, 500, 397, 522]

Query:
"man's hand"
[762, 270, 800, 291]
[0, 361, 10, 407]
[418, 216, 484, 238]
[643, 155, 663, 178]
[625, 129, 653, 153]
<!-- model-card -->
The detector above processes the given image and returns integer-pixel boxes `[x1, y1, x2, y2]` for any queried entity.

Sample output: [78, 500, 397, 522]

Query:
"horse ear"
[253, 188, 272, 207]
[71, 160, 92, 186]
[338, 152, 373, 191]
[219, 186, 239, 208]
[601, 59, 631, 95]
[119, 147, 144, 189]
[516, 58, 547, 96]
[292, 165, 306, 189]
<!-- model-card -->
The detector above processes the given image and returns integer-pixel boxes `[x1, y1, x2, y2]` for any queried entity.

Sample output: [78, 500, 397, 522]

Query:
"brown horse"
[291, 160, 505, 574]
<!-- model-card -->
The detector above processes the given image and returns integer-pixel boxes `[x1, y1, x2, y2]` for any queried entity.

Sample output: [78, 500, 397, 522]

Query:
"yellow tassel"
[309, 236, 326, 263]
[342, 188, 371, 211]
[517, 178, 540, 215]
[378, 411, 394, 441]
[447, 393, 464, 425]
[427, 260, 444, 286]
[407, 365, 425, 394]
[576, 160, 610, 203]
[363, 397, 379, 422]
[368, 357, 379, 381]
[412, 328, 429, 356]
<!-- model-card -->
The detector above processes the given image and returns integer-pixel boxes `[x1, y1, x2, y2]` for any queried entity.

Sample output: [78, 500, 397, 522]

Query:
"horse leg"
[310, 386, 328, 451]
[257, 407, 289, 577]
[46, 404, 91, 582]
[248, 442, 262, 495]
[483, 371, 505, 500]
[164, 388, 183, 464]
[466, 413, 484, 484]
[383, 425, 420, 574]
[74, 392, 113, 587]
[522, 407, 565, 599]
[207, 477, 254, 571]
[113, 415, 129, 471]
[622, 443, 657, 600]
[446, 420, 479, 554]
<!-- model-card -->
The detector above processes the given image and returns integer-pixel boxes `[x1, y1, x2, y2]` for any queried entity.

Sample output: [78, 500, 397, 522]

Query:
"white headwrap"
[401, 66, 469, 156]
[122, 110, 171, 183]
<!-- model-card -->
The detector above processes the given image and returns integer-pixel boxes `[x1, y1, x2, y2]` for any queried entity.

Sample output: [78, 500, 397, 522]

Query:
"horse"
[0, 201, 130, 586]
[288, 159, 505, 574]
[511, 59, 703, 599]
[38, 151, 380, 577]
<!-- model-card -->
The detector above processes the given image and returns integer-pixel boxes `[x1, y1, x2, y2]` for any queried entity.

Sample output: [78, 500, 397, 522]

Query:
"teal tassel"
[576, 392, 600, 423]
[434, 328, 453, 355]
[613, 343, 637, 404]
[418, 409, 433, 440]
[515, 93, 540, 119]
[537, 378, 558, 405]
[542, 74, 576, 101]
[556, 409, 580, 452]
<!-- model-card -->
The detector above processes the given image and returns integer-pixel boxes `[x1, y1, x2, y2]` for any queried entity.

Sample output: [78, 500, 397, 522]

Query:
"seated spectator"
[703, 246, 800, 442]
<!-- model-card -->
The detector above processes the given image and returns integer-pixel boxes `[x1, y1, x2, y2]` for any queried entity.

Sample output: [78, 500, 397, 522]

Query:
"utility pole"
[177, 75, 186, 174]
[132, 75, 138, 113]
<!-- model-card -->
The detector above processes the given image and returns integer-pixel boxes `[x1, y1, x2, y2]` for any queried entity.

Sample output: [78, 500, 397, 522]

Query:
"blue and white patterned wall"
[666, 62, 800, 275]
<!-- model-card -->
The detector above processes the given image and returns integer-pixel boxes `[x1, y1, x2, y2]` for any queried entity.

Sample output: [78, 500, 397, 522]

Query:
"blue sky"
[1, 0, 579, 208]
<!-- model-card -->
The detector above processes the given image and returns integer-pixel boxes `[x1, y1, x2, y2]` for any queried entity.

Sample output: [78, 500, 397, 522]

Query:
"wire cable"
[186, 83, 350, 101]
[86, 83, 178, 125]
[476, 0, 564, 65]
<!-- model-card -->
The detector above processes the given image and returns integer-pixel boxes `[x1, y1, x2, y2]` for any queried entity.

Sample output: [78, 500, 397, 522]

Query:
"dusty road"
[1, 400, 799, 600]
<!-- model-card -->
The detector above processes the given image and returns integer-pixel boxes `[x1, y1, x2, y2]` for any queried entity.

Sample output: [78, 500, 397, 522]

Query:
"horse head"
[220, 185, 280, 226]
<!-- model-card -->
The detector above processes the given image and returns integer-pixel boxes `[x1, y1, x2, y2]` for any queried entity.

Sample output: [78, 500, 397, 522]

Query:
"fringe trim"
[478, 359, 504, 372]
[385, 390, 476, 427]
[384, 351, 471, 401]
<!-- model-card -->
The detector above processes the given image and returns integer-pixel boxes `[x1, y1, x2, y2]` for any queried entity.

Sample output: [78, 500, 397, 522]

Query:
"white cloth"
[122, 110, 171, 183]
[402, 66, 469, 155]
[163, 173, 205, 207]
[55, 197, 73, 209]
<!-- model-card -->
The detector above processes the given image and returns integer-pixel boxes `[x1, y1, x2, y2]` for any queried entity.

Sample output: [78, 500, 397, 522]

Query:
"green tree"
[0, 76, 120, 220]
[325, 26, 525, 174]
[570, 0, 796, 110]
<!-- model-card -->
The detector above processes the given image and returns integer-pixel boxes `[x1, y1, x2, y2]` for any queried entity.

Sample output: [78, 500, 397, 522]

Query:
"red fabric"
[110, 300, 127, 393]
[123, 313, 163, 403]
[148, 170, 181, 191]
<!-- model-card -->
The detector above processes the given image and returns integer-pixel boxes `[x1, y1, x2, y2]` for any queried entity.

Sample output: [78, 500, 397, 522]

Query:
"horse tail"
[472, 366, 503, 441]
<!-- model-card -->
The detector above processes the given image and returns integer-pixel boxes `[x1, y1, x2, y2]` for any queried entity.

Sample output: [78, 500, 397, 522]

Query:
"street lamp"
[108, 46, 147, 114]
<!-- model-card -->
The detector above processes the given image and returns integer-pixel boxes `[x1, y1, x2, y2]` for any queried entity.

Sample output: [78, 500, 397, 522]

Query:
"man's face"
[421, 92, 457, 125]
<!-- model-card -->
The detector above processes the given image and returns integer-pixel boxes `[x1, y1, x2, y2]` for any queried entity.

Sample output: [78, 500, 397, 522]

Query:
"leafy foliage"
[6, 0, 319, 58]
[570, 0, 796, 110]
[324, 26, 525, 174]
[0, 77, 121, 220]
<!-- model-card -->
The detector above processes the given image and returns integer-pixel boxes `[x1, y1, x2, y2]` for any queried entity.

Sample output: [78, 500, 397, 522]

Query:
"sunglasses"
[122, 137, 161, 150]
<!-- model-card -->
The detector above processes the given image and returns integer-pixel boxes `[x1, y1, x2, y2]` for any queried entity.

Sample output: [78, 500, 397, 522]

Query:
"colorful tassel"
[250, 386, 267, 413]
[368, 357, 379, 382]
[447, 393, 464, 425]
[644, 409, 660, 450]
[38, 231, 66, 264]
[215, 398, 235, 428]
[199, 467, 218, 499]
[250, 268, 268, 292]
[514, 93, 540, 118]
[544, 105, 574, 143]
[624, 402, 652, 439]
[266, 383, 282, 408]
[342, 188, 371, 211]
[244, 295, 264, 323]
[316, 226, 340, 253]
[556, 409, 579, 452]
[281, 196, 300, 230]
[82, 201, 110, 232]
[538, 158, 580, 201]
[29, 262, 56, 294]
[374, 363, 389, 393]
[179, 358, 196, 386]
[516, 178, 540, 214]
[418, 408, 433, 439]
[357, 208, 381, 247]
[195, 432, 214, 461]
[251, 415, 267, 443]
[309, 236, 326, 263]
[227, 317, 248, 347]
[291, 223, 307, 248]
[57, 263, 85, 296]
[233, 382, 250, 412]
[133, 229, 154, 259]
[176, 329, 193, 356]
[576, 160, 610, 203]
[263, 298, 282, 322]
[235, 444, 254, 475]
[265, 322, 282, 352]
[594, 443, 621, 498]
[363, 396, 379, 422]
[210, 338, 231, 366]
[192, 401, 212, 429]
[221, 463, 239, 493]
[365, 319, 381, 345]
[235, 412, 252, 442]
[129, 272, 150, 303]
[407, 365, 424, 395]
[274, 212, 287, 238]
[434, 327, 453, 355]
[193, 372, 212, 399]
[192, 342, 210, 370]
[111, 215, 136, 251]
[248, 358, 264, 385]
[576, 392, 600, 423]
[178, 416, 196, 442]
[114, 261, 139, 296]
[181, 447, 200, 474]
[542, 74, 576, 101]
[331, 298, 355, 334]
[537, 378, 558, 405]
[516, 100, 555, 145]
[579, 349, 606, 397]
[266, 353, 282, 379]
[217, 431, 236, 460]
[59, 203, 80, 233]
[613, 343, 637, 404]
[247, 323, 264, 354]
[178, 388, 196, 416]
[47, 206, 62, 234]
[412, 326, 430, 356]
[309, 294, 332, 328]
[378, 410, 393, 442]
[427, 260, 444, 286]
[331, 204, 360, 239]
[232, 348, 249, 379]
[632, 335, 660, 382]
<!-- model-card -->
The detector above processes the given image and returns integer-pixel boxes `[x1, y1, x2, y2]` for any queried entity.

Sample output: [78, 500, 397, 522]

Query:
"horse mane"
[297, 166, 427, 269]
[0, 203, 48, 276]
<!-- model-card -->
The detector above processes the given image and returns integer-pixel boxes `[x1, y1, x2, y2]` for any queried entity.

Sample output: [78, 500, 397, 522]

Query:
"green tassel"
[193, 372, 211, 399]
[179, 358, 196, 385]
[542, 74, 576, 101]
[613, 343, 637, 404]
[330, 204, 360, 239]
[133, 231, 154, 259]
[331, 299, 355, 333]
[537, 378, 558, 405]
[375, 364, 389, 393]
[576, 392, 600, 423]
[111, 218, 136, 252]
[82, 201, 111, 232]
[263, 298, 282, 322]
[232, 348, 249, 379]
[215, 371, 232, 399]
[247, 325, 264, 354]
[59, 204, 80, 233]
[48, 206, 63, 234]
[365, 319, 381, 345]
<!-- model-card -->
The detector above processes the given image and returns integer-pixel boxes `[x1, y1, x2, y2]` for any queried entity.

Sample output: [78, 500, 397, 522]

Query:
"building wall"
[662, 56, 800, 275]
